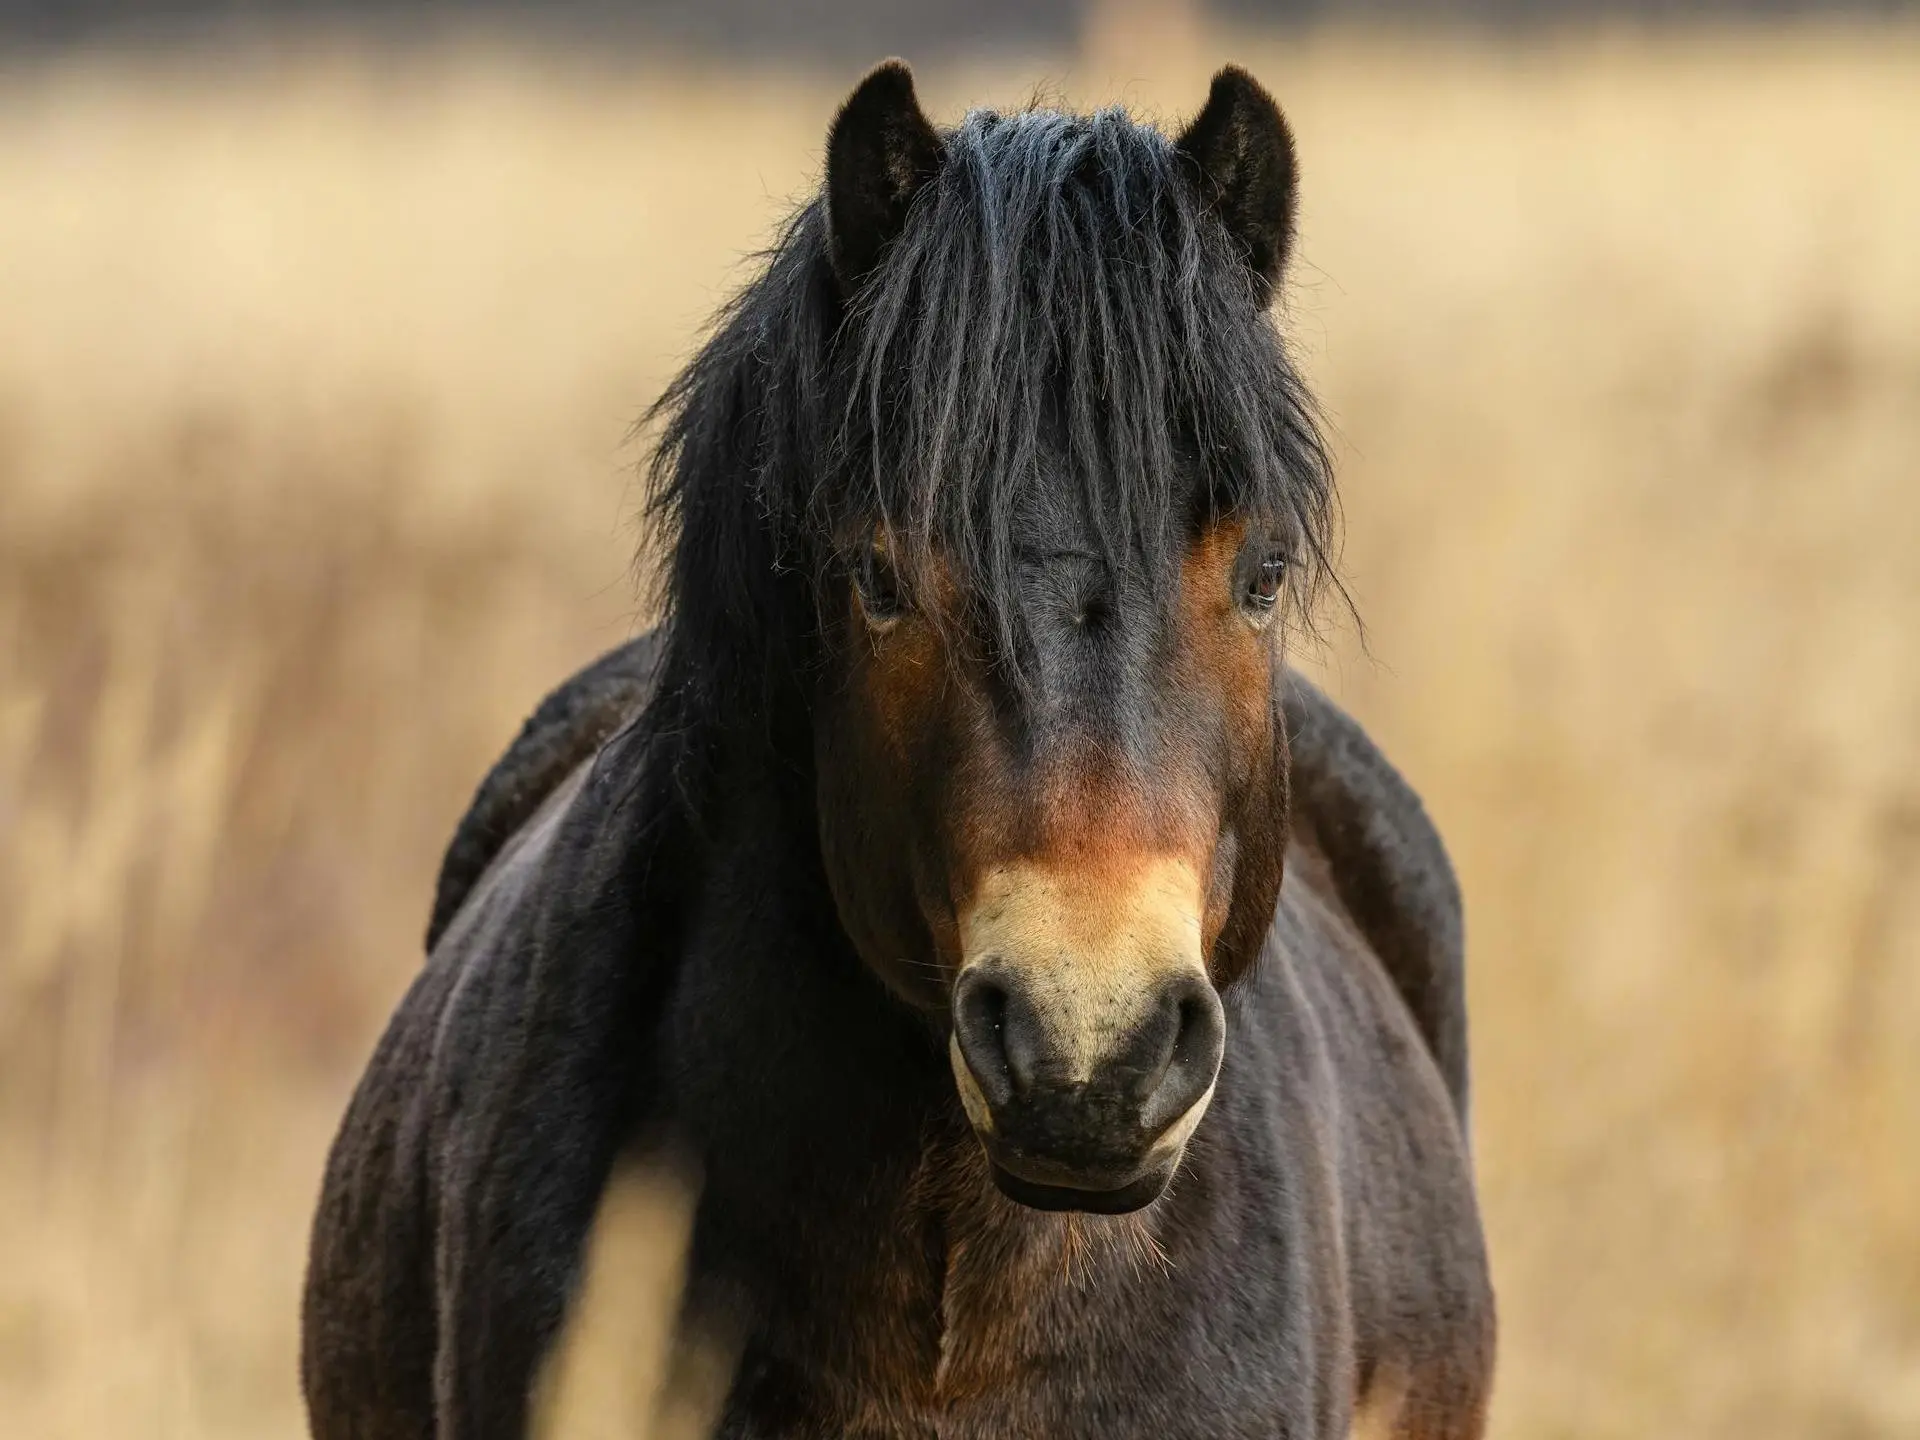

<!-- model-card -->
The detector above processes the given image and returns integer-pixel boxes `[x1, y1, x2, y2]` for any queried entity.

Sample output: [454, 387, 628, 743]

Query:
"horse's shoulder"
[1281, 671, 1469, 1123]
[308, 691, 672, 1440]
[426, 632, 664, 951]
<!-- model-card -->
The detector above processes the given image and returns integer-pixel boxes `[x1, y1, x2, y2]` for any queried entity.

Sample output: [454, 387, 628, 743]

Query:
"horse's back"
[1267, 685, 1494, 1438]
[1282, 674, 1469, 1124]
[426, 632, 662, 950]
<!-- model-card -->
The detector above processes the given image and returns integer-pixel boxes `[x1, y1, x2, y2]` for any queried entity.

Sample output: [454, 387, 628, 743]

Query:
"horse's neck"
[907, 1130, 1181, 1404]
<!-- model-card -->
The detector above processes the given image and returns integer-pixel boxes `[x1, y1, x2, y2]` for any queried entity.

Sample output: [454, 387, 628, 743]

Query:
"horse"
[301, 61, 1495, 1440]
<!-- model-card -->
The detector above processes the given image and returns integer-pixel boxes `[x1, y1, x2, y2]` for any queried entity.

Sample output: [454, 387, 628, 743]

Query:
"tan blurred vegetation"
[3, 17, 1919, 1439]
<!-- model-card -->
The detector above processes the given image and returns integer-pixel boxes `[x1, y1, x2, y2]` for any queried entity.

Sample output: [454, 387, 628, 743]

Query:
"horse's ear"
[1176, 66, 1299, 297]
[826, 59, 944, 295]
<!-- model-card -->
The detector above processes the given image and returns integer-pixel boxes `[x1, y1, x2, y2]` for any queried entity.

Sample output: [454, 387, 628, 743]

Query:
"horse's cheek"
[814, 635, 949, 980]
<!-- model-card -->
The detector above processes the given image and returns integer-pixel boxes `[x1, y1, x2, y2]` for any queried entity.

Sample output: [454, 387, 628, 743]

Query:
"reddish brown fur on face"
[842, 536, 953, 760]
[1169, 522, 1290, 1000]
[811, 541, 965, 1009]
[822, 519, 1291, 1001]
[947, 524, 1276, 874]
[813, 520, 1296, 1218]
[1173, 518, 1288, 978]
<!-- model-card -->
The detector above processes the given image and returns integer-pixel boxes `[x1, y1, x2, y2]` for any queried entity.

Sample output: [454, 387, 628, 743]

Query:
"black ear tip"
[1207, 64, 1260, 100]
[828, 61, 921, 161]
[1201, 64, 1287, 136]
[830, 58, 932, 156]
[839, 58, 918, 119]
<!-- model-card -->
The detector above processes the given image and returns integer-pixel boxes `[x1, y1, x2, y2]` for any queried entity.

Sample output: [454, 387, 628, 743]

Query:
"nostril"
[958, 975, 1007, 1047]
[953, 969, 1016, 1108]
[1172, 993, 1209, 1070]
[1138, 976, 1226, 1137]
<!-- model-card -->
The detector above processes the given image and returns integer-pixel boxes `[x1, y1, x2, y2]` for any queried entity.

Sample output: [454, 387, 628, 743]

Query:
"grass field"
[2, 20, 1919, 1439]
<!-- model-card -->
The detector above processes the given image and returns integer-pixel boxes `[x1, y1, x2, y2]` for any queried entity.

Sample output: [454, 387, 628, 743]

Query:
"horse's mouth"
[950, 1028, 1211, 1215]
[986, 1158, 1174, 1214]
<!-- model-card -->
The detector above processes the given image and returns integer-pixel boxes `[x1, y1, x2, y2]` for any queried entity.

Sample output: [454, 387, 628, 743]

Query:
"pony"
[301, 61, 1495, 1439]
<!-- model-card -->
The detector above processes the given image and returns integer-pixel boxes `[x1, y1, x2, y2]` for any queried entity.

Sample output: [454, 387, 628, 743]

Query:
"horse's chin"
[985, 1156, 1175, 1215]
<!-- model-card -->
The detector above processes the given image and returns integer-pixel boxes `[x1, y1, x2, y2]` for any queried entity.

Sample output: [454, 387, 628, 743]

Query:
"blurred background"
[2, 0, 1918, 1436]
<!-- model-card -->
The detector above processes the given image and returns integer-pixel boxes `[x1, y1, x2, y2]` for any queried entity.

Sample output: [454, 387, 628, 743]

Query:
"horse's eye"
[1240, 547, 1289, 616]
[855, 543, 907, 624]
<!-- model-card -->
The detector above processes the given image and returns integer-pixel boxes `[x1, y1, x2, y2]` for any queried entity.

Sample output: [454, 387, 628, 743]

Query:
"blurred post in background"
[1, 1, 1917, 1437]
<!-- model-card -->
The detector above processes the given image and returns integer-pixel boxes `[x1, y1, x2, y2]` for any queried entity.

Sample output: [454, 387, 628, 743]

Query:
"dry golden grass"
[3, 21, 1918, 1439]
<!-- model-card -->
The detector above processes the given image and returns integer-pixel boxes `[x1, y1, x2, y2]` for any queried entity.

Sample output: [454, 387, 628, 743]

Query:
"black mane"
[641, 99, 1336, 795]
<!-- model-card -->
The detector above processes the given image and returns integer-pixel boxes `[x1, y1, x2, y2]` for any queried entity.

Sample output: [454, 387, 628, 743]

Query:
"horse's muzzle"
[948, 960, 1225, 1213]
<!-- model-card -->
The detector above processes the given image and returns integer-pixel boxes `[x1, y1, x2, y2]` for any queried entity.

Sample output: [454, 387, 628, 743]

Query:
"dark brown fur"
[307, 633, 1493, 1438]
[302, 63, 1493, 1440]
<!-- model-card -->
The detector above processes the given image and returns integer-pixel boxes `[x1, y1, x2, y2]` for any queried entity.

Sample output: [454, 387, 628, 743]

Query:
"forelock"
[826, 102, 1336, 664]
[637, 94, 1341, 785]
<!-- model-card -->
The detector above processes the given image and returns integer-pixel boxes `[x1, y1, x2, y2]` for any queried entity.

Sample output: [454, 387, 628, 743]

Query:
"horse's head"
[799, 64, 1333, 1213]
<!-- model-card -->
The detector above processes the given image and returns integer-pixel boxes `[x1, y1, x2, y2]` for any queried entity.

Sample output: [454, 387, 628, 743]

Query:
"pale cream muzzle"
[947, 856, 1225, 1210]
